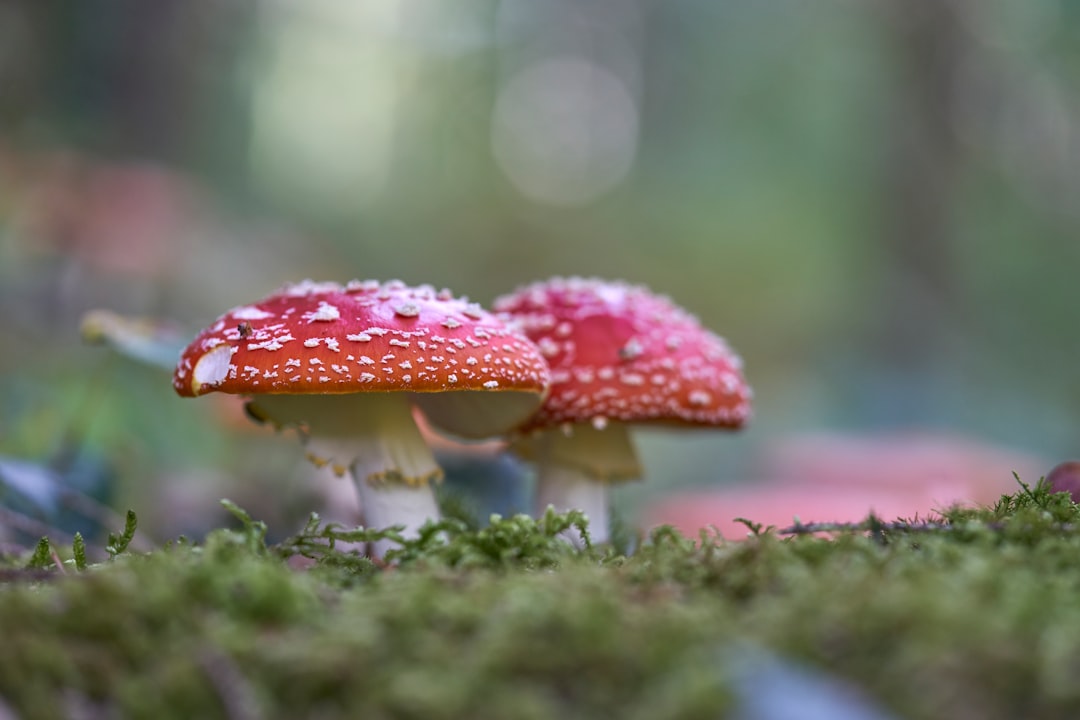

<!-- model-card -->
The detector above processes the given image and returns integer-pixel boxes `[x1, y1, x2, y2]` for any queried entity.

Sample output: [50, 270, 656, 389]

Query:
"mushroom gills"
[412, 389, 544, 440]
[247, 392, 444, 487]
[535, 422, 642, 482]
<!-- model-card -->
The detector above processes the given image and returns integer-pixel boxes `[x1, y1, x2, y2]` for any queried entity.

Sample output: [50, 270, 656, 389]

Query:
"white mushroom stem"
[531, 422, 642, 547]
[535, 465, 611, 547]
[249, 392, 443, 557]
[353, 481, 441, 558]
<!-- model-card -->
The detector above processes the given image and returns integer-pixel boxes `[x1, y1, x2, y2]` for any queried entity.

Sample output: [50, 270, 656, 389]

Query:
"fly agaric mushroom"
[494, 277, 751, 545]
[173, 279, 550, 555]
[1046, 461, 1080, 503]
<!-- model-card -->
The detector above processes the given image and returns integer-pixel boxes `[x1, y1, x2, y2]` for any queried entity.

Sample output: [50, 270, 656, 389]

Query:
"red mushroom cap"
[173, 280, 550, 434]
[1046, 461, 1080, 504]
[494, 277, 751, 432]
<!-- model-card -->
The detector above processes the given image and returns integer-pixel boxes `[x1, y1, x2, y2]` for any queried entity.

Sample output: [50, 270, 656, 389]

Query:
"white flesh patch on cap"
[191, 344, 235, 393]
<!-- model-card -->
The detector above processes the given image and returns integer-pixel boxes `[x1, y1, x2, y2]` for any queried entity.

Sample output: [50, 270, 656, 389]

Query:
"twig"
[57, 489, 155, 551]
[0, 568, 62, 583]
[777, 518, 1055, 536]
[0, 542, 31, 557]
[0, 506, 110, 560]
[0, 505, 76, 545]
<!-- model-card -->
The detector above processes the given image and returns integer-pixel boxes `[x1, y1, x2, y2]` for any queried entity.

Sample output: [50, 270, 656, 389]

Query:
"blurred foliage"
[2, 0, 1080, 535]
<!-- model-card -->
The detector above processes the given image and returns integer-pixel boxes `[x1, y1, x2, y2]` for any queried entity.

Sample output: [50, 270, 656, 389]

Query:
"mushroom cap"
[173, 280, 551, 435]
[494, 277, 751, 432]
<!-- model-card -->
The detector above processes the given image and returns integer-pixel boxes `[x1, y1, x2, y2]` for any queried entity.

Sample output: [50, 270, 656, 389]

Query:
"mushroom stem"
[532, 422, 641, 547]
[343, 396, 442, 558]
[250, 392, 443, 556]
[534, 464, 610, 547]
[353, 480, 441, 558]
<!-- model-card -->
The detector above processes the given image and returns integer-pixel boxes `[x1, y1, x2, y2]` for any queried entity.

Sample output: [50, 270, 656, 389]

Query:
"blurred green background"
[1, 0, 1078, 541]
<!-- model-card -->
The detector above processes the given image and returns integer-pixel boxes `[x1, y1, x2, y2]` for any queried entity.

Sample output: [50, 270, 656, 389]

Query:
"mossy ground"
[4, 480, 1080, 719]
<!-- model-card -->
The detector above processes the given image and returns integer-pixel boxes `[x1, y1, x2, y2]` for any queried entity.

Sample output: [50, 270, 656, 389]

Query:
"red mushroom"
[173, 279, 550, 555]
[1046, 461, 1080, 503]
[494, 277, 751, 544]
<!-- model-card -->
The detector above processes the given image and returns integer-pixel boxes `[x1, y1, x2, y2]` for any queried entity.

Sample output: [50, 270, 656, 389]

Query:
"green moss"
[4, 481, 1080, 718]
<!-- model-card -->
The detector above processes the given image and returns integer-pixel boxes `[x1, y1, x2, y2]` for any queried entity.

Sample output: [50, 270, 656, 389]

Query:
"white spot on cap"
[619, 338, 644, 360]
[347, 333, 372, 342]
[247, 335, 294, 351]
[304, 338, 322, 348]
[303, 302, 340, 323]
[591, 415, 609, 430]
[484, 380, 499, 389]
[442, 317, 462, 329]
[232, 306, 274, 321]
[538, 338, 560, 357]
[688, 390, 712, 407]
[394, 303, 421, 318]
[283, 280, 342, 297]
[345, 279, 379, 292]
